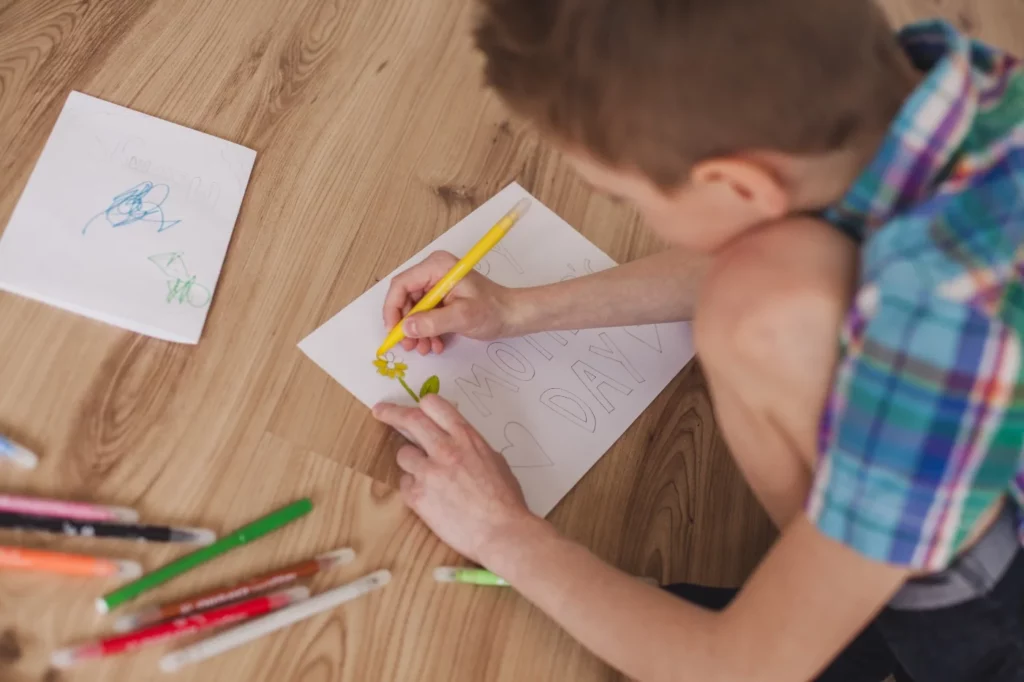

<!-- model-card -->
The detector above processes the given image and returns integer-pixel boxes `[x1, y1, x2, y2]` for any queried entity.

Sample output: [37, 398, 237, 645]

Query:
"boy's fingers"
[381, 250, 463, 342]
[382, 278, 416, 328]
[398, 474, 417, 508]
[404, 301, 472, 339]
[391, 253, 457, 298]
[382, 259, 446, 326]
[387, 294, 419, 346]
[383, 303, 405, 331]
[418, 394, 466, 435]
[396, 444, 433, 477]
[424, 250, 459, 270]
[373, 403, 449, 451]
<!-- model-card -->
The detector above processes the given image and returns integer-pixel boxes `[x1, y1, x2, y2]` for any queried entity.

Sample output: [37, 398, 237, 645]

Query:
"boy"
[372, 1, 1024, 680]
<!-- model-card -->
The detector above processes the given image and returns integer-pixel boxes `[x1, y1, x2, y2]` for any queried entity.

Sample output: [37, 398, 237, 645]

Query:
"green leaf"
[419, 375, 441, 398]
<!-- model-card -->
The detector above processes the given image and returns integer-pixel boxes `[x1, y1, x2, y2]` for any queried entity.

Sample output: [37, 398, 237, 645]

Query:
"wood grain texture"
[0, 1, 1021, 680]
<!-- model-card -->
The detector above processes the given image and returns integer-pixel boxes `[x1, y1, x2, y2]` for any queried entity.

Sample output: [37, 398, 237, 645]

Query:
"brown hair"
[475, 0, 911, 187]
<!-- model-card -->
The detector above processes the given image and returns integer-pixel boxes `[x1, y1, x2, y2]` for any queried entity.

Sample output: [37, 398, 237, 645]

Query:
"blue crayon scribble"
[148, 252, 211, 308]
[82, 181, 181, 235]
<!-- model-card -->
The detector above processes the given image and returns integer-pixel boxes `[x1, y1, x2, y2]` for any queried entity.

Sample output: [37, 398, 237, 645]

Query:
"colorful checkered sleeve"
[808, 284, 1024, 571]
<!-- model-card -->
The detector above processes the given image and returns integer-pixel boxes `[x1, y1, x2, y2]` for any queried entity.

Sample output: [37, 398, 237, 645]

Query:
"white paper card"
[0, 91, 256, 343]
[301, 183, 694, 516]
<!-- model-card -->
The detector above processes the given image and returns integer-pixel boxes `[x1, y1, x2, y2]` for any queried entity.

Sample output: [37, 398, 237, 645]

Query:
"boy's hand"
[373, 394, 537, 564]
[383, 251, 517, 355]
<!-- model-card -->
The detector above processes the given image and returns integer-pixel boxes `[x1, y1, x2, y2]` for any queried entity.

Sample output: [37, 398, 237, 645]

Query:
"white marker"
[0, 434, 37, 469]
[158, 570, 392, 673]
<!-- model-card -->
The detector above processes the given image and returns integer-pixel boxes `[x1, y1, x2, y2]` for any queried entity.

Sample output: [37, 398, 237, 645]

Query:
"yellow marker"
[376, 197, 531, 356]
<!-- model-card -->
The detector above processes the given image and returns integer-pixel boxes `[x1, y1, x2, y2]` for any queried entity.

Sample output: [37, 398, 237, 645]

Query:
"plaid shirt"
[807, 20, 1024, 571]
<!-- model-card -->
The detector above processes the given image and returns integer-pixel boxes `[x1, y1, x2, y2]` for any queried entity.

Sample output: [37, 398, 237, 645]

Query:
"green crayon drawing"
[149, 252, 212, 308]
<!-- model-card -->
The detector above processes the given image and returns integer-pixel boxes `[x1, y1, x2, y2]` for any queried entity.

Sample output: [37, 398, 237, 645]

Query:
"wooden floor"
[0, 1, 1021, 680]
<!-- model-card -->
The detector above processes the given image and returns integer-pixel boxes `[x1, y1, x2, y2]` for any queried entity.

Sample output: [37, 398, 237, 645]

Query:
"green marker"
[97, 498, 314, 613]
[433, 566, 509, 586]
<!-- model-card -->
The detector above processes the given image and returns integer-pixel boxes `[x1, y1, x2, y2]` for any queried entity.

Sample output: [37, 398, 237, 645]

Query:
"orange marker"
[0, 546, 142, 578]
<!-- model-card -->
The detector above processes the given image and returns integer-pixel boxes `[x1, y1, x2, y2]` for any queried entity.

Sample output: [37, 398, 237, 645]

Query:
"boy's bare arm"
[384, 247, 709, 354]
[488, 513, 908, 682]
[512, 247, 711, 332]
[374, 394, 911, 682]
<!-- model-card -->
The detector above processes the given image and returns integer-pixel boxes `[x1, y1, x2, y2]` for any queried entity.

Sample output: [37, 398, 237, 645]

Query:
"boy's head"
[475, 0, 916, 251]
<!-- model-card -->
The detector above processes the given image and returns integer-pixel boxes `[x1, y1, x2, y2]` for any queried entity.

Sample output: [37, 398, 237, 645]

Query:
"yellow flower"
[373, 352, 407, 379]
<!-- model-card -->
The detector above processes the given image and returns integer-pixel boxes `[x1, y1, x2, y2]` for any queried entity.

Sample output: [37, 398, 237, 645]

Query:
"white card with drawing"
[0, 91, 256, 343]
[300, 183, 694, 516]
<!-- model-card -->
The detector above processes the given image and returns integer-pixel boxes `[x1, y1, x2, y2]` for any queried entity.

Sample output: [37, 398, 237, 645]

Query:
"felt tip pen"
[158, 570, 391, 672]
[0, 546, 142, 579]
[0, 512, 215, 545]
[433, 567, 509, 586]
[113, 547, 355, 632]
[97, 498, 313, 613]
[0, 435, 37, 469]
[52, 587, 309, 668]
[376, 197, 531, 356]
[0, 494, 138, 523]
[433, 566, 660, 588]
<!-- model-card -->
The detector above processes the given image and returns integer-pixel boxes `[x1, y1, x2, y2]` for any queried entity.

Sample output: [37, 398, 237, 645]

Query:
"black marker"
[0, 512, 216, 544]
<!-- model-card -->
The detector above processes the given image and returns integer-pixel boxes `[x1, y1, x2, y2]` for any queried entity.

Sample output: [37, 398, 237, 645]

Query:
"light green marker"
[97, 498, 314, 613]
[434, 566, 659, 587]
[433, 566, 509, 586]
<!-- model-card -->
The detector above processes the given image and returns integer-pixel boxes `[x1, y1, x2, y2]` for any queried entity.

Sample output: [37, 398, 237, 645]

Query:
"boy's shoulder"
[959, 31, 1024, 164]
[910, 30, 1024, 324]
[832, 21, 1024, 321]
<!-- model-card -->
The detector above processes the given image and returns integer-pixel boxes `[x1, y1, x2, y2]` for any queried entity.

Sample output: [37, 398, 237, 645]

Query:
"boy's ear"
[690, 158, 789, 220]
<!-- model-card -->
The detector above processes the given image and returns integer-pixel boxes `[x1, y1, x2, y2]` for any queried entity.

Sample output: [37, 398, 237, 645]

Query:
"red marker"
[50, 586, 308, 668]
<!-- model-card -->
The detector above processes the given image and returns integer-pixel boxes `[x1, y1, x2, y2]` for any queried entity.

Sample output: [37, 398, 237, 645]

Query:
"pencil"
[0, 546, 142, 579]
[376, 197, 531, 356]
[158, 570, 391, 673]
[113, 547, 355, 632]
[0, 512, 214, 544]
[97, 497, 313, 613]
[0, 494, 138, 523]
[0, 434, 37, 469]
[52, 586, 308, 668]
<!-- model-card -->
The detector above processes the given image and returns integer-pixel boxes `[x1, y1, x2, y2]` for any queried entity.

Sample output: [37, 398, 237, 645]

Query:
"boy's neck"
[782, 147, 883, 211]
[783, 54, 924, 212]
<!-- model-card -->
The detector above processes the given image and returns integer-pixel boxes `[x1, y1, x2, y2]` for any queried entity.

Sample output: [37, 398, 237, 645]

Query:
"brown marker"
[111, 548, 355, 632]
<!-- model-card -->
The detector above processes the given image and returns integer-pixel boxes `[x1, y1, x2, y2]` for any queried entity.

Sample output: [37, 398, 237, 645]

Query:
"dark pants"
[878, 549, 1024, 682]
[664, 551, 1024, 681]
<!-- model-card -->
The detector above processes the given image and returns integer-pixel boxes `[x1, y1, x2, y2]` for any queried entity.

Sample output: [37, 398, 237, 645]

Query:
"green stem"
[397, 376, 420, 403]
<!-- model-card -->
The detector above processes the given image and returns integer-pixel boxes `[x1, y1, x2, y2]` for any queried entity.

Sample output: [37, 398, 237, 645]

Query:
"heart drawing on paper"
[499, 422, 553, 468]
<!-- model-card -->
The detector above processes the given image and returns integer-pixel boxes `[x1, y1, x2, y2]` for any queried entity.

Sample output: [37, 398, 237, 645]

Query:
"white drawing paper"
[300, 183, 695, 516]
[0, 91, 256, 343]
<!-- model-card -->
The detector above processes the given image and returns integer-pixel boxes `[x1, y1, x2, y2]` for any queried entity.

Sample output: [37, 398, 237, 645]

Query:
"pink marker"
[0, 494, 138, 523]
